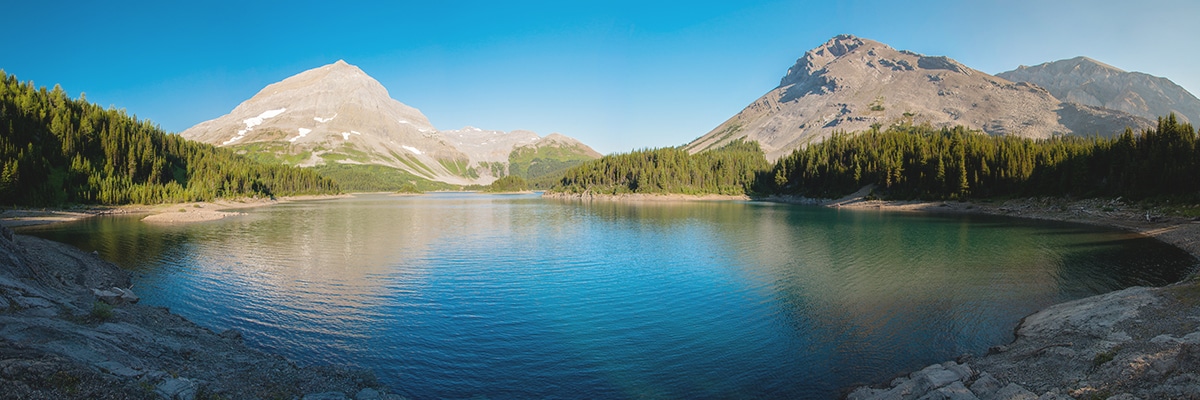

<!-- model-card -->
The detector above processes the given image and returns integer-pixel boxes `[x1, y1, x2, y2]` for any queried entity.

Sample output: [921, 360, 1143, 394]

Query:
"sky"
[3, 0, 1198, 155]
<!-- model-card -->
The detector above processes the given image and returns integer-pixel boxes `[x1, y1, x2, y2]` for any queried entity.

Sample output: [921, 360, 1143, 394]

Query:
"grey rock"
[1035, 392, 1073, 400]
[1017, 287, 1158, 340]
[847, 386, 888, 400]
[12, 295, 54, 309]
[941, 361, 973, 382]
[1105, 394, 1138, 400]
[92, 288, 121, 305]
[157, 377, 196, 400]
[114, 287, 139, 304]
[918, 381, 979, 400]
[96, 360, 141, 378]
[919, 367, 964, 391]
[991, 383, 1038, 400]
[968, 372, 1003, 399]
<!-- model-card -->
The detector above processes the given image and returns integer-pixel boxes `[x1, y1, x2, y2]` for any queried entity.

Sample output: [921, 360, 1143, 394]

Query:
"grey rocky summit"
[998, 56, 1200, 125]
[686, 35, 1156, 160]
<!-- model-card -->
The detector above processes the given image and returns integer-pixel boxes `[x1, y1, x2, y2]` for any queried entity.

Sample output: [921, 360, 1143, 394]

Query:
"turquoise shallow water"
[19, 193, 1196, 399]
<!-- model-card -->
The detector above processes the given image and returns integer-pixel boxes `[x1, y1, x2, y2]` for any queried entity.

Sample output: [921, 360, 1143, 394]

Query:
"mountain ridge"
[997, 56, 1200, 125]
[686, 35, 1157, 160]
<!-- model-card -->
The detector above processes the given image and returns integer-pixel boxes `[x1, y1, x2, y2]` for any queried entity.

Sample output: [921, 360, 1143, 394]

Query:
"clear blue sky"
[3, 0, 1197, 154]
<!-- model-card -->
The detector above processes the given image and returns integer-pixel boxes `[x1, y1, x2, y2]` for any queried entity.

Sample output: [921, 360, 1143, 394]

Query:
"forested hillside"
[550, 140, 769, 195]
[553, 116, 1199, 201]
[768, 116, 1198, 200]
[0, 71, 338, 206]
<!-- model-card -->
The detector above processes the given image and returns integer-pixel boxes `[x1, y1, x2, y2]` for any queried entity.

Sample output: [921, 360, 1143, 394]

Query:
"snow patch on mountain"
[244, 108, 287, 130]
[289, 128, 312, 143]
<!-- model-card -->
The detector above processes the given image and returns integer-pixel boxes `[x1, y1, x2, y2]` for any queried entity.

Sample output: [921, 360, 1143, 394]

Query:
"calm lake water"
[19, 193, 1196, 399]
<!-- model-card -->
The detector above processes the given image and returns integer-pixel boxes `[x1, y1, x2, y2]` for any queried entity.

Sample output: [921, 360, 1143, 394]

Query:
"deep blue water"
[19, 193, 1196, 399]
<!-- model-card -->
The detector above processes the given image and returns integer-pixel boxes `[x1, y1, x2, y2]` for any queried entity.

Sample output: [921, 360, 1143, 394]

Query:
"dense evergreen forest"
[483, 175, 529, 192]
[0, 71, 338, 206]
[551, 140, 770, 195]
[551, 117, 1200, 201]
[768, 116, 1198, 200]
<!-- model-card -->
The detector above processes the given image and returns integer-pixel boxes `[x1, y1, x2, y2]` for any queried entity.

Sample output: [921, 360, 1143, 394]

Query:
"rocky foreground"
[844, 197, 1200, 400]
[0, 225, 403, 399]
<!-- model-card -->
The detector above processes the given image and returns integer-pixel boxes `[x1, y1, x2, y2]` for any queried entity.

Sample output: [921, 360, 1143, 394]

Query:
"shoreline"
[820, 194, 1200, 399]
[1, 194, 352, 227]
[0, 226, 400, 399]
[542, 191, 751, 202]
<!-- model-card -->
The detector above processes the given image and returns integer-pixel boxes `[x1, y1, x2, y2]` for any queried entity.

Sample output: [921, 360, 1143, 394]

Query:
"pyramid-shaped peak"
[780, 35, 894, 87]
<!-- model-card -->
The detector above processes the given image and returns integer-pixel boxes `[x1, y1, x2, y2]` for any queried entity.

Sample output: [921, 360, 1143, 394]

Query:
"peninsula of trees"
[0, 71, 338, 206]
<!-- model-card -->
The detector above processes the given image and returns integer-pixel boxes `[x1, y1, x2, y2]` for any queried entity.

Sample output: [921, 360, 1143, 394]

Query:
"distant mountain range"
[182, 60, 599, 186]
[687, 35, 1197, 160]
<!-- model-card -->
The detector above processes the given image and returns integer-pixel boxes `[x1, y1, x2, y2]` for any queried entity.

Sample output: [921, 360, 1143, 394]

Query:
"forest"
[551, 116, 1200, 201]
[0, 71, 338, 206]
[483, 175, 529, 192]
[550, 140, 769, 195]
[767, 116, 1198, 200]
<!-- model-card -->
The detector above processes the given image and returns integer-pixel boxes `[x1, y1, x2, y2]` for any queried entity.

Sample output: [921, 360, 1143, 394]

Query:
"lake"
[18, 193, 1196, 399]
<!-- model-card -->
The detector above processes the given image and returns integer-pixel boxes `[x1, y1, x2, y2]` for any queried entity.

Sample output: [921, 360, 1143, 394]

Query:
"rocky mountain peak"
[999, 57, 1200, 124]
[780, 34, 878, 87]
[687, 35, 1155, 160]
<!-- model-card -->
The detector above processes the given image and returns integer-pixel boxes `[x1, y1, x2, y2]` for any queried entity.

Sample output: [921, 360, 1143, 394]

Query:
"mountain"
[997, 56, 1200, 125]
[440, 127, 601, 183]
[686, 35, 1153, 160]
[181, 61, 599, 186]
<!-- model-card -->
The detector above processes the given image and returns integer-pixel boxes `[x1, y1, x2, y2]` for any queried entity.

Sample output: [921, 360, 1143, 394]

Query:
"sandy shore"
[0, 194, 352, 227]
[543, 191, 751, 202]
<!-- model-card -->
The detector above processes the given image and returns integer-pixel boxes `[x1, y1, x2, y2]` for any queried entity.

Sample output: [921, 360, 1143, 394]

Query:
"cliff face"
[687, 35, 1153, 160]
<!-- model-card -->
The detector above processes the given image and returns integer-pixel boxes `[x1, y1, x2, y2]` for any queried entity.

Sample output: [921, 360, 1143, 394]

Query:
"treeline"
[550, 140, 770, 195]
[484, 175, 528, 192]
[0, 71, 338, 206]
[767, 116, 1198, 200]
[550, 116, 1199, 201]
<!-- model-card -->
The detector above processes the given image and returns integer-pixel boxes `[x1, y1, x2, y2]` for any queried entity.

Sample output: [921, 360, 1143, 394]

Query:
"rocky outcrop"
[0, 231, 404, 399]
[847, 273, 1200, 400]
[687, 35, 1154, 160]
[837, 194, 1200, 399]
[999, 57, 1200, 125]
